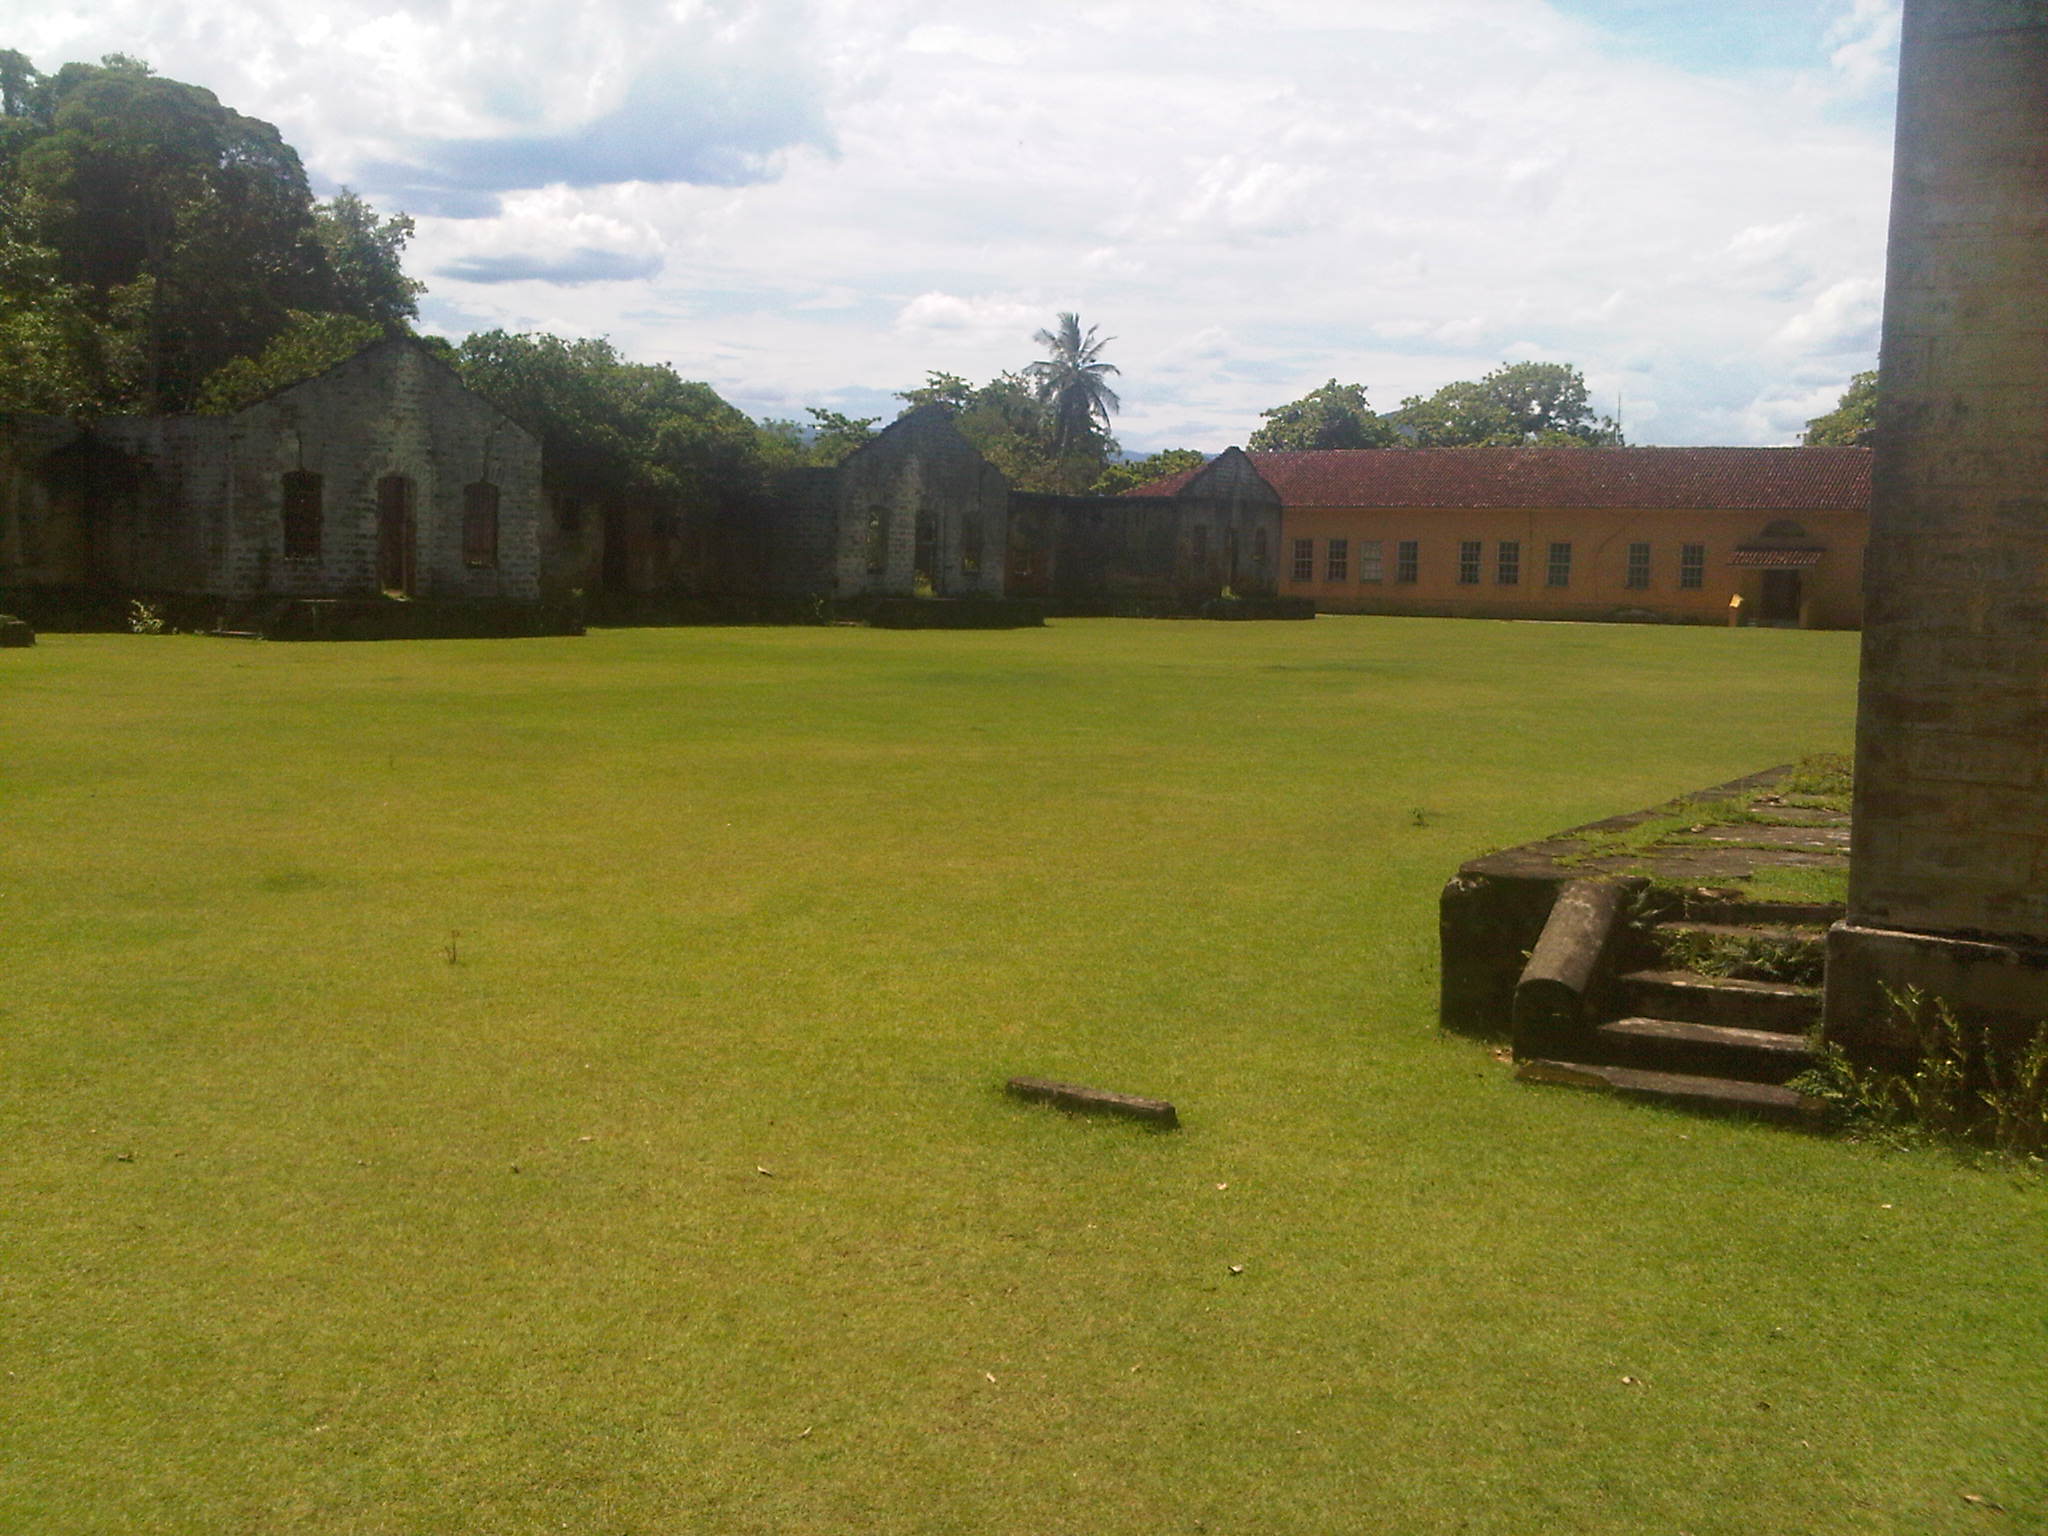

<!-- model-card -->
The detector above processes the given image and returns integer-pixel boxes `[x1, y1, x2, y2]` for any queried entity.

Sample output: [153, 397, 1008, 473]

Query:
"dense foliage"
[1390, 361, 1624, 447]
[1251, 362, 1623, 452]
[0, 50, 419, 413]
[1802, 369, 1877, 446]
[454, 329, 779, 516]
[1246, 379, 1394, 450]
[1092, 447, 1208, 495]
[889, 317, 1135, 495]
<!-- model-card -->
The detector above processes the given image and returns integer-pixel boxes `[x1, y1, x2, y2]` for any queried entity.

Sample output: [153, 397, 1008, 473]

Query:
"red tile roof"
[1125, 447, 1871, 510]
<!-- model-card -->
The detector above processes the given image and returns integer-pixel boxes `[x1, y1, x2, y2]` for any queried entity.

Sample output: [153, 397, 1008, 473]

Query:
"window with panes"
[1679, 543, 1706, 589]
[1625, 541, 1651, 589]
[1546, 541, 1572, 587]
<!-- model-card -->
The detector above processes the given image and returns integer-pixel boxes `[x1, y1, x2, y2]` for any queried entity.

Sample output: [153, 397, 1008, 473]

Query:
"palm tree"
[1025, 313, 1120, 487]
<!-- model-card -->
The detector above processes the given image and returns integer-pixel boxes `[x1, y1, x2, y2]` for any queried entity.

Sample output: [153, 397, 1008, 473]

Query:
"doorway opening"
[1760, 569, 1803, 626]
[376, 475, 416, 597]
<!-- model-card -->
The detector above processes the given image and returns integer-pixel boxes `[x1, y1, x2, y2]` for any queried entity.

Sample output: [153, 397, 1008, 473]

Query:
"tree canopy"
[890, 353, 1125, 495]
[1390, 362, 1623, 447]
[1092, 447, 1207, 495]
[454, 330, 777, 518]
[1802, 370, 1877, 446]
[1246, 379, 1395, 451]
[1246, 364, 1620, 453]
[0, 50, 419, 413]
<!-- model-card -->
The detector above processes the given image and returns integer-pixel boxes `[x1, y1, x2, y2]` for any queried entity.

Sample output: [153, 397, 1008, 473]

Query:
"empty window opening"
[914, 508, 939, 590]
[282, 471, 322, 560]
[961, 516, 983, 576]
[463, 482, 500, 568]
[1253, 526, 1269, 566]
[865, 506, 890, 575]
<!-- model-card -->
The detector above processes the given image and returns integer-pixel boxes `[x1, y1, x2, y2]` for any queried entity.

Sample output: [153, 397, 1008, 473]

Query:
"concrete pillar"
[1826, 0, 2048, 1060]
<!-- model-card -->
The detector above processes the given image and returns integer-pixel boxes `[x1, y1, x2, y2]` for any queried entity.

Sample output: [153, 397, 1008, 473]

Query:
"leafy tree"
[14, 55, 333, 408]
[1091, 448, 1206, 495]
[0, 48, 40, 121]
[0, 52, 423, 413]
[314, 189, 422, 328]
[803, 407, 880, 466]
[893, 371, 975, 414]
[193, 310, 384, 413]
[1387, 379, 1516, 447]
[753, 417, 811, 472]
[1391, 361, 1622, 447]
[1803, 370, 1877, 446]
[1247, 379, 1394, 451]
[1025, 312, 1120, 489]
[454, 330, 774, 518]
[0, 179, 149, 412]
[888, 367, 1113, 494]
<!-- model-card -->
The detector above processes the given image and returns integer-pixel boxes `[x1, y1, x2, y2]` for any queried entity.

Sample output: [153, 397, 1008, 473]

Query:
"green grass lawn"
[4, 617, 2042, 1535]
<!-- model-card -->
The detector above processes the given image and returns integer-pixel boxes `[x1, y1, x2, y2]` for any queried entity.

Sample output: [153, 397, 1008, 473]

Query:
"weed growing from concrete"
[1657, 926, 1823, 986]
[1794, 986, 2048, 1162]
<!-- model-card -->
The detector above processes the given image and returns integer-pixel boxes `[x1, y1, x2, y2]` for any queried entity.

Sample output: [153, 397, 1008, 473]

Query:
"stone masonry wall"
[1849, 0, 2048, 943]
[93, 340, 542, 604]
[0, 415, 89, 586]
[829, 408, 1010, 598]
[762, 468, 841, 596]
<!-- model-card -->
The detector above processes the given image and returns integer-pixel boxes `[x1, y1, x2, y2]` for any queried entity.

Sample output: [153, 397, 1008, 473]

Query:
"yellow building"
[1142, 447, 1872, 628]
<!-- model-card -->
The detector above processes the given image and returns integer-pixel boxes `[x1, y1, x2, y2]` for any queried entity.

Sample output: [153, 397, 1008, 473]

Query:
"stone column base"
[1825, 921, 2048, 1068]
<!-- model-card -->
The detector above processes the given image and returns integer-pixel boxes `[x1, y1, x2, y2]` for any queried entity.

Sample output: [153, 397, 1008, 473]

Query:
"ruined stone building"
[0, 338, 543, 624]
[0, 338, 1275, 630]
[535, 406, 1284, 615]
[1013, 448, 1283, 604]
[760, 406, 1012, 600]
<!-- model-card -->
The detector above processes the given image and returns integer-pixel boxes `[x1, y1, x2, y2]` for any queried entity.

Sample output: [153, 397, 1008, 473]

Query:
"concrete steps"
[1614, 968, 1821, 1033]
[1593, 1016, 1816, 1084]
[1512, 898, 1830, 1122]
[1516, 1058, 1820, 1125]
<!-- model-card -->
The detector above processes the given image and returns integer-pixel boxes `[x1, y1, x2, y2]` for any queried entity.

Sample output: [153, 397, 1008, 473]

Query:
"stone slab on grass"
[1005, 1076, 1179, 1128]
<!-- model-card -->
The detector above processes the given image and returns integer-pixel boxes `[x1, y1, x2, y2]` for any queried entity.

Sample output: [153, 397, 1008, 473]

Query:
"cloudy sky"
[13, 0, 1900, 450]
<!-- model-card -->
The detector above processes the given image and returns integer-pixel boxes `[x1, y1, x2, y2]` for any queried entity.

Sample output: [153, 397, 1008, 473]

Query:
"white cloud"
[895, 292, 1043, 337]
[11, 0, 1899, 447]
[1772, 277, 1885, 356]
[1827, 0, 1904, 94]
